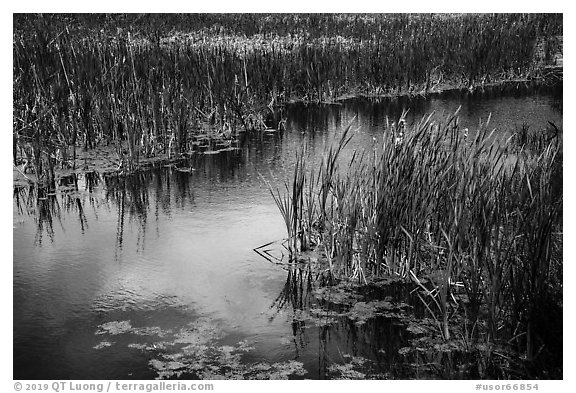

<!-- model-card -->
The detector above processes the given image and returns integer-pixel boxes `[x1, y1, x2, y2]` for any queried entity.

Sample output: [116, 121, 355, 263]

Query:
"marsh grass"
[267, 109, 562, 369]
[13, 14, 561, 186]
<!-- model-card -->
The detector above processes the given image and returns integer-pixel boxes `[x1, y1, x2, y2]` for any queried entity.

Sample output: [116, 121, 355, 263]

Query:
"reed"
[270, 109, 562, 361]
[13, 14, 562, 185]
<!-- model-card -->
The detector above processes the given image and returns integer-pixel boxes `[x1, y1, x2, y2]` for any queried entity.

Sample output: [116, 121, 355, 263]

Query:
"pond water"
[13, 85, 562, 380]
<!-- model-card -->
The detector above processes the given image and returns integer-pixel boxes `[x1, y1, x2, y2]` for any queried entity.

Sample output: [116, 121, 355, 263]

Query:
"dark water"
[13, 86, 562, 380]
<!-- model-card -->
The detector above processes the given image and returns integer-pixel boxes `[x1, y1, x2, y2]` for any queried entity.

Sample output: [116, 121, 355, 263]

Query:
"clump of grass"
[510, 121, 561, 154]
[268, 109, 562, 367]
[260, 147, 308, 255]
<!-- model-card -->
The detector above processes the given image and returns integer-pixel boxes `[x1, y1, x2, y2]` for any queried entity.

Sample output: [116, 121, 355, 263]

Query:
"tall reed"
[270, 110, 562, 355]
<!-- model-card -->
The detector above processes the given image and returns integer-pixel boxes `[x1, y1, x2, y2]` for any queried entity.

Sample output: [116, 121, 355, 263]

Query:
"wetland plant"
[13, 14, 562, 185]
[267, 110, 562, 370]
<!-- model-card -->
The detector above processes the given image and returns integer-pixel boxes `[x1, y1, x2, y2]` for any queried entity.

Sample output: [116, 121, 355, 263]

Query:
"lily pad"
[96, 320, 132, 335]
[345, 299, 410, 325]
[328, 355, 369, 379]
[93, 341, 114, 349]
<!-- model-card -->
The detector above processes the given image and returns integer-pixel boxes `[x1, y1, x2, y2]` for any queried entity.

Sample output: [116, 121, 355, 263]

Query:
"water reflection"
[271, 267, 314, 313]
[13, 186, 60, 245]
[13, 89, 562, 379]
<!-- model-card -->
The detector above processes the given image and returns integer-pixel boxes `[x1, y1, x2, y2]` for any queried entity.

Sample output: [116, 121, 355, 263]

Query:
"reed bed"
[13, 14, 562, 187]
[268, 110, 562, 365]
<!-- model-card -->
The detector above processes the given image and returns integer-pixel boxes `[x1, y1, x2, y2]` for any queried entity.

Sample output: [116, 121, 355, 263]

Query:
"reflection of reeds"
[13, 186, 62, 245]
[271, 266, 314, 312]
[59, 174, 89, 233]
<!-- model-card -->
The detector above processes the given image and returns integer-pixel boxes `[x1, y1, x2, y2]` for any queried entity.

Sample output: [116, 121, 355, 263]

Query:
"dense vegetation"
[13, 13, 562, 188]
[265, 111, 562, 377]
[13, 13, 563, 378]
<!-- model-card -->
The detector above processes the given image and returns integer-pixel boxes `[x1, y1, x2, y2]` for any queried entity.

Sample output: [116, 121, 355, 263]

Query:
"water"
[13, 86, 562, 379]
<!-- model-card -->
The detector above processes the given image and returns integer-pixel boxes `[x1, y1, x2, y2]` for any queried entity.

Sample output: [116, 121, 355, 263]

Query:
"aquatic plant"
[94, 317, 308, 380]
[13, 14, 562, 184]
[267, 109, 562, 370]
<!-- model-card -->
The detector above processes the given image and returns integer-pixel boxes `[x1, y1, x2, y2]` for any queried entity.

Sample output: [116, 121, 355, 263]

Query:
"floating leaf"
[93, 341, 114, 350]
[96, 320, 132, 335]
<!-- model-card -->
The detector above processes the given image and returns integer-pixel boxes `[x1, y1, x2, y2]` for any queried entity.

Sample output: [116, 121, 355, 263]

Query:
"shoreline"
[13, 72, 562, 189]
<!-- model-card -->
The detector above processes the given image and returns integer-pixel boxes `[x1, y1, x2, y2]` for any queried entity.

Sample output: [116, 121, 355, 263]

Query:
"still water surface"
[13, 86, 562, 379]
